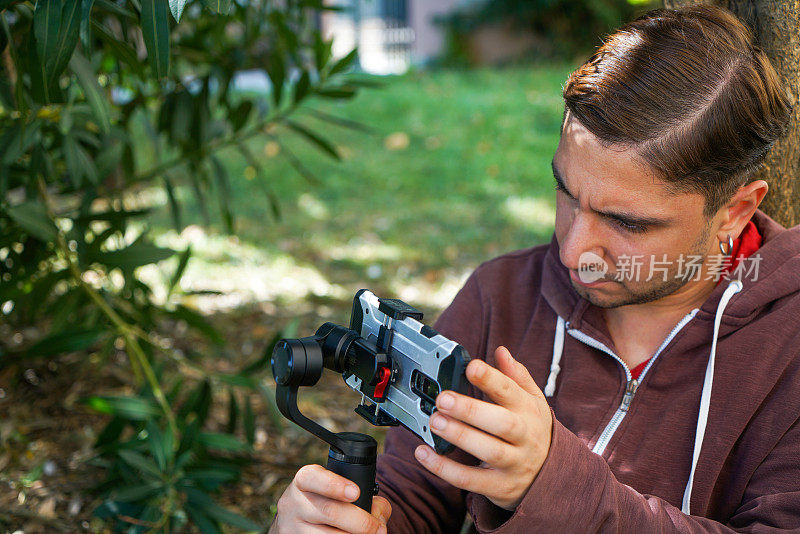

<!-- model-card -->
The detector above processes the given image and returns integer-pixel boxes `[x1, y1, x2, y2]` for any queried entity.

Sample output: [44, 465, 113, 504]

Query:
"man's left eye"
[614, 218, 647, 234]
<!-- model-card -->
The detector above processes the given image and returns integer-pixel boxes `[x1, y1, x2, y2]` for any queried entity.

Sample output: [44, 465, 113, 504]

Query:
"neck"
[601, 277, 718, 369]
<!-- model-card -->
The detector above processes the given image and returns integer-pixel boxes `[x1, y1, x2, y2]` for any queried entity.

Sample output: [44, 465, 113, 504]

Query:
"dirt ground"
[0, 306, 389, 533]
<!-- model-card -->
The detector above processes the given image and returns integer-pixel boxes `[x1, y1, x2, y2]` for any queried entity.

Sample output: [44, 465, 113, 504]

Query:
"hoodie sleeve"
[377, 270, 486, 533]
[469, 414, 800, 533]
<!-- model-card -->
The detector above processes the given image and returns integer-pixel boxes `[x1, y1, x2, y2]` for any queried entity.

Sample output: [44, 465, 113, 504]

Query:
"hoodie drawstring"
[545, 316, 566, 397]
[681, 279, 743, 515]
[545, 281, 743, 515]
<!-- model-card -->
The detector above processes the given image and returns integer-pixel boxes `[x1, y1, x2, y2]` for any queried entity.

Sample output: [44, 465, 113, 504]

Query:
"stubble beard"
[572, 225, 714, 309]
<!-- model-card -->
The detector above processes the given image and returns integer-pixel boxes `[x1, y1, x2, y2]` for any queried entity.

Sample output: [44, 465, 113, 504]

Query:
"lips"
[570, 270, 613, 287]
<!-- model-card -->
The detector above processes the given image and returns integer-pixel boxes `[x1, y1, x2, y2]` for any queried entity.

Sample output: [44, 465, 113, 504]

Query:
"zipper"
[566, 308, 699, 456]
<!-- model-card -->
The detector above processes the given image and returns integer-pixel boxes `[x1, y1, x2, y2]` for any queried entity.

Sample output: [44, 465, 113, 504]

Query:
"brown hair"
[562, 6, 793, 214]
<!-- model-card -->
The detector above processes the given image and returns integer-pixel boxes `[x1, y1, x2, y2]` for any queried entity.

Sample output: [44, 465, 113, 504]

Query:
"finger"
[465, 359, 525, 409]
[299, 521, 384, 534]
[435, 392, 524, 443]
[294, 464, 361, 502]
[414, 444, 496, 493]
[297, 522, 351, 533]
[495, 346, 545, 399]
[429, 412, 515, 467]
[370, 496, 392, 523]
[306, 492, 387, 534]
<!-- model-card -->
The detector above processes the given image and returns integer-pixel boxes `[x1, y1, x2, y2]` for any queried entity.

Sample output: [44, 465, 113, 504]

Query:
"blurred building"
[321, 0, 462, 74]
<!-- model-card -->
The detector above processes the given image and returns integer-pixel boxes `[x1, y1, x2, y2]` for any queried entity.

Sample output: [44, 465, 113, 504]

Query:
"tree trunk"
[663, 0, 800, 228]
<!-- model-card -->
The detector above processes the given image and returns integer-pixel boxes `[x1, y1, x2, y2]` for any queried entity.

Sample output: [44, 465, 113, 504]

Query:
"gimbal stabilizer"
[271, 291, 470, 512]
[271, 321, 389, 511]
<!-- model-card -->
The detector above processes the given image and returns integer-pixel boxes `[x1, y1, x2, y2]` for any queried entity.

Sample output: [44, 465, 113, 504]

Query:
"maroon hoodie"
[377, 209, 800, 533]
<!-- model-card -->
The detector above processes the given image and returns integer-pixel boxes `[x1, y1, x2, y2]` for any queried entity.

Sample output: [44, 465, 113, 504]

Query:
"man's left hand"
[414, 346, 553, 511]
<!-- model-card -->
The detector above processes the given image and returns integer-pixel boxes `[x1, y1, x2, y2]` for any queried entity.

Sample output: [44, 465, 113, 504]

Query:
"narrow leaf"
[140, 0, 170, 78]
[44, 0, 82, 87]
[197, 432, 249, 453]
[201, 0, 231, 15]
[118, 449, 163, 480]
[90, 238, 175, 270]
[226, 389, 238, 434]
[25, 328, 104, 358]
[85, 396, 161, 420]
[328, 48, 358, 76]
[69, 51, 111, 134]
[167, 245, 191, 297]
[79, 0, 95, 52]
[243, 396, 255, 446]
[168, 0, 188, 22]
[293, 69, 310, 105]
[91, 20, 144, 77]
[7, 201, 57, 241]
[208, 155, 233, 233]
[284, 119, 340, 160]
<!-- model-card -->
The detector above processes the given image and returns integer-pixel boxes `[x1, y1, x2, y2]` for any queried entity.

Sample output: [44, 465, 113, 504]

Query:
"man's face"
[553, 115, 720, 308]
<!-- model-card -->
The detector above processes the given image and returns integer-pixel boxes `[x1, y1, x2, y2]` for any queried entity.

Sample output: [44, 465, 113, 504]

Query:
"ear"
[716, 180, 768, 241]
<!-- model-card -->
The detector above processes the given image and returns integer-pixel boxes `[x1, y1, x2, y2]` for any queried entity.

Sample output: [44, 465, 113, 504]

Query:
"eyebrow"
[551, 159, 672, 228]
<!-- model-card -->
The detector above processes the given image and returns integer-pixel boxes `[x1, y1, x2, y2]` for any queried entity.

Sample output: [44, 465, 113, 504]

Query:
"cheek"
[554, 196, 573, 246]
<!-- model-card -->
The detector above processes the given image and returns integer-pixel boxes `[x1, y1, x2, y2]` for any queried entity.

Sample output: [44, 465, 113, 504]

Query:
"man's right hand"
[270, 464, 392, 534]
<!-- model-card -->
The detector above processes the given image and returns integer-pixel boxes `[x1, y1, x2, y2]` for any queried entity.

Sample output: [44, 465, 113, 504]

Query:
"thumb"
[370, 496, 392, 523]
[495, 346, 544, 399]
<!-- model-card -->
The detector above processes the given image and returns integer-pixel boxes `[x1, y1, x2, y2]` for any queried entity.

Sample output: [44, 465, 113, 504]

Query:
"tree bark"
[663, 0, 800, 228]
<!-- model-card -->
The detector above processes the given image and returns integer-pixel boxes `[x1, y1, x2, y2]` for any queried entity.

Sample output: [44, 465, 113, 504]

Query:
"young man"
[270, 6, 796, 533]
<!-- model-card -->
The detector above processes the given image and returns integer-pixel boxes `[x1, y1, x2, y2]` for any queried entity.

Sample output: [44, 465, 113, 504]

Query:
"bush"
[0, 0, 368, 529]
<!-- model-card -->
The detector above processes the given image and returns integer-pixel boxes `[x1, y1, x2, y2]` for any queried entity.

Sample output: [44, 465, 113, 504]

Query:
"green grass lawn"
[145, 65, 574, 314]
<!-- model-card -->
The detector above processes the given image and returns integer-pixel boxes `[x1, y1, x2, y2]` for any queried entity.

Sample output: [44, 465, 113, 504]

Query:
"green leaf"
[184, 488, 262, 531]
[92, 242, 176, 271]
[69, 52, 111, 134]
[186, 505, 222, 534]
[93, 0, 136, 19]
[34, 0, 82, 89]
[314, 33, 332, 73]
[167, 305, 224, 346]
[113, 480, 162, 502]
[118, 449, 164, 480]
[167, 245, 191, 297]
[202, 499, 262, 531]
[1, 120, 42, 165]
[79, 0, 95, 52]
[162, 175, 182, 231]
[91, 20, 144, 77]
[168, 0, 188, 22]
[147, 421, 167, 471]
[317, 86, 357, 100]
[6, 201, 57, 242]
[226, 389, 238, 434]
[265, 52, 285, 107]
[293, 69, 310, 105]
[197, 432, 249, 453]
[208, 155, 233, 233]
[185, 467, 237, 486]
[243, 396, 255, 446]
[85, 395, 161, 420]
[284, 119, 340, 160]
[229, 100, 252, 132]
[25, 328, 104, 358]
[63, 134, 98, 187]
[140, 0, 170, 78]
[201, 0, 231, 15]
[328, 48, 358, 77]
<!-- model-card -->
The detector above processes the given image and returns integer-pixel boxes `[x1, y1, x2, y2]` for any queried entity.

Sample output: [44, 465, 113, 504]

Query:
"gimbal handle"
[273, 333, 378, 511]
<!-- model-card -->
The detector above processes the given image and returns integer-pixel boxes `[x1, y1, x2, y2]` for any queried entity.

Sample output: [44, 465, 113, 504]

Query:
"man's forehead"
[552, 124, 706, 223]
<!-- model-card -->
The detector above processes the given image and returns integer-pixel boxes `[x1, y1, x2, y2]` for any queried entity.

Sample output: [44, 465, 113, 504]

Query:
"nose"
[559, 210, 604, 271]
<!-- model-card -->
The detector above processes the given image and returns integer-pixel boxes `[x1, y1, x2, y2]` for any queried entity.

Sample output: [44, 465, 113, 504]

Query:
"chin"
[572, 277, 688, 309]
